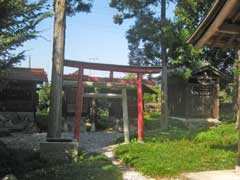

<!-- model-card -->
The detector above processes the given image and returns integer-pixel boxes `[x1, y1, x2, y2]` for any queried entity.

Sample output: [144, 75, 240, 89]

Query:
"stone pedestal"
[40, 139, 78, 162]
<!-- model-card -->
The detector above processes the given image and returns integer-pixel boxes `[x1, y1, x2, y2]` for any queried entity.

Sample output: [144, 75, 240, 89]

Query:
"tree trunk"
[160, 0, 168, 129]
[47, 0, 66, 138]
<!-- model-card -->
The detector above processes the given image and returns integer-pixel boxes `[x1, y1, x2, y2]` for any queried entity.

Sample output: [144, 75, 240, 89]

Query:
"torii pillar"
[74, 67, 84, 142]
[137, 73, 144, 142]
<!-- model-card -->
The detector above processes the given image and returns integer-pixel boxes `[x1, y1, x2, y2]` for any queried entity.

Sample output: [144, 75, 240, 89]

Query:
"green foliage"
[144, 87, 160, 103]
[66, 0, 93, 16]
[124, 73, 136, 80]
[115, 114, 238, 178]
[194, 123, 237, 148]
[36, 112, 49, 131]
[175, 0, 235, 72]
[110, 0, 235, 75]
[0, 0, 51, 69]
[38, 83, 51, 113]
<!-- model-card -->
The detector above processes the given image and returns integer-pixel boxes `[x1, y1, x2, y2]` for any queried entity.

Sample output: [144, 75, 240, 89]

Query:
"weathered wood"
[219, 23, 240, 35]
[63, 80, 137, 89]
[64, 74, 157, 86]
[206, 39, 240, 48]
[48, 0, 66, 138]
[74, 68, 83, 142]
[137, 73, 144, 142]
[161, 0, 168, 130]
[122, 88, 130, 143]
[187, 0, 239, 48]
[83, 93, 122, 98]
[212, 79, 220, 119]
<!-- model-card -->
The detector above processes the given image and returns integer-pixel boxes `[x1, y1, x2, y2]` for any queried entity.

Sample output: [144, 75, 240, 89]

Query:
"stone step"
[181, 170, 240, 180]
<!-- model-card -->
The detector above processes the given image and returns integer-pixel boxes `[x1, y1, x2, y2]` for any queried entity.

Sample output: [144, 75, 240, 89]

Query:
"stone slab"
[182, 170, 240, 180]
[40, 140, 78, 162]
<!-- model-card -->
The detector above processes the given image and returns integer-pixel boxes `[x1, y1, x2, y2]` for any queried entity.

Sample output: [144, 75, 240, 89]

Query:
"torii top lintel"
[64, 60, 161, 74]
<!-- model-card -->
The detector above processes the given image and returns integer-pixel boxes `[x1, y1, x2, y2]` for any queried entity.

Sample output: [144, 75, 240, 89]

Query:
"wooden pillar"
[122, 88, 129, 143]
[74, 67, 84, 142]
[137, 73, 144, 142]
[110, 71, 113, 79]
[212, 79, 220, 119]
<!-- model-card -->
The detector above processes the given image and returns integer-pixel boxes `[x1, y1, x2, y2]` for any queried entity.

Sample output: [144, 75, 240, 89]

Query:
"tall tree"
[110, 0, 174, 129]
[161, 0, 168, 129]
[47, 0, 92, 138]
[0, 0, 50, 69]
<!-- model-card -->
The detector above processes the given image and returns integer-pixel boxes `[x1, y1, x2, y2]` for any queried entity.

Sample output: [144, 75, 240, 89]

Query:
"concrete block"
[40, 139, 78, 162]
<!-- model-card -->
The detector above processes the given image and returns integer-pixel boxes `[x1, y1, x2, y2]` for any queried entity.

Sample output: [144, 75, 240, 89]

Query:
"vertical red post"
[137, 73, 144, 142]
[74, 67, 83, 142]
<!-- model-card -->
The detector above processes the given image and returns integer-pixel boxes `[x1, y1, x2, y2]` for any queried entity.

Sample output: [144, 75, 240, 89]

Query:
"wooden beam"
[83, 93, 122, 98]
[218, 23, 240, 35]
[63, 80, 137, 89]
[122, 88, 130, 143]
[207, 39, 240, 48]
[233, 12, 240, 23]
[74, 68, 83, 142]
[63, 75, 157, 86]
[64, 60, 161, 74]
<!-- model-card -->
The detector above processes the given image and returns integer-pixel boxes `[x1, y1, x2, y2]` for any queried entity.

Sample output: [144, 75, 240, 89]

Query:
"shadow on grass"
[210, 143, 238, 152]
[0, 141, 122, 180]
[0, 141, 46, 179]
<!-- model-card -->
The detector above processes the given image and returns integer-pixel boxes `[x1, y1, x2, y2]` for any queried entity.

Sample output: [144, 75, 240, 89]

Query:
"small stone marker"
[40, 138, 78, 162]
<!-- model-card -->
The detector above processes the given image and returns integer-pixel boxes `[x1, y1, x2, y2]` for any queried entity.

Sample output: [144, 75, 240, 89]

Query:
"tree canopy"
[110, 0, 235, 78]
[0, 0, 51, 69]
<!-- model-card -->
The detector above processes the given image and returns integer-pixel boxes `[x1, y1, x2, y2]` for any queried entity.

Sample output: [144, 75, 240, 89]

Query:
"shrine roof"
[191, 65, 231, 80]
[1, 67, 48, 82]
[187, 0, 240, 48]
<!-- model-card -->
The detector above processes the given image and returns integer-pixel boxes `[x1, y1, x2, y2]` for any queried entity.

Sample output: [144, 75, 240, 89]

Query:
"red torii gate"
[64, 60, 161, 142]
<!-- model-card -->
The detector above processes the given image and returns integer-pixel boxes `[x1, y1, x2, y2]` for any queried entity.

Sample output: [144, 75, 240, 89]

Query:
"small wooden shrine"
[168, 65, 229, 123]
[0, 68, 47, 130]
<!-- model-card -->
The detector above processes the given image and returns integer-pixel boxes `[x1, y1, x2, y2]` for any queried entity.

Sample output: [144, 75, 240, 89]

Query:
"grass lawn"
[0, 142, 122, 180]
[114, 113, 238, 178]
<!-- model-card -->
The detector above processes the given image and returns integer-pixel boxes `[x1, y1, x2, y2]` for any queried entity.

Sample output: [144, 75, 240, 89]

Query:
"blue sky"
[18, 1, 175, 79]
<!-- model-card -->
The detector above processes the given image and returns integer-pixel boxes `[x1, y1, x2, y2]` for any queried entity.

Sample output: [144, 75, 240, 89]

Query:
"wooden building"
[0, 68, 47, 130]
[187, 0, 240, 172]
[168, 66, 229, 124]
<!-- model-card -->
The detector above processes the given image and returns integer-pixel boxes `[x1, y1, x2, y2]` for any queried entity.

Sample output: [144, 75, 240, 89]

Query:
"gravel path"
[0, 131, 122, 152]
[99, 144, 155, 180]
